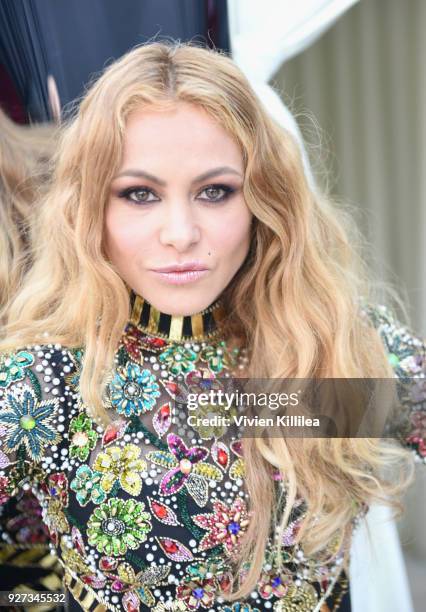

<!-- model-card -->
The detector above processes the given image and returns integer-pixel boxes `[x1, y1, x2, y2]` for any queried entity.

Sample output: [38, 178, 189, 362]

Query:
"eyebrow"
[113, 166, 242, 185]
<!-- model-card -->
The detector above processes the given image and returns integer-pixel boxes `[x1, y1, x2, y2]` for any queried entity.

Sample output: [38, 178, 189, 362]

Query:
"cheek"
[104, 206, 149, 261]
[210, 206, 252, 259]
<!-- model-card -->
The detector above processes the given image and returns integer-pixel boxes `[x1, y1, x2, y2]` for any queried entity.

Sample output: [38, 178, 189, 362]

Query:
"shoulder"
[0, 343, 82, 389]
[0, 344, 82, 456]
[0, 343, 84, 488]
[359, 301, 425, 377]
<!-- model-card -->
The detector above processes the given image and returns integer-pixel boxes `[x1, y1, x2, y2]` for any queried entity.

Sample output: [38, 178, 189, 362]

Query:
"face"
[105, 101, 253, 316]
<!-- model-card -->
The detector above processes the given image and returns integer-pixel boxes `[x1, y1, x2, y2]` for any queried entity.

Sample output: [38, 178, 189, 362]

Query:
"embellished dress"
[0, 296, 425, 612]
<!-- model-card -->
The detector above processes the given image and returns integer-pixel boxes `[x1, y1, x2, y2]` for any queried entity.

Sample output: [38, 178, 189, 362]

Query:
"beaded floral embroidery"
[0, 303, 424, 611]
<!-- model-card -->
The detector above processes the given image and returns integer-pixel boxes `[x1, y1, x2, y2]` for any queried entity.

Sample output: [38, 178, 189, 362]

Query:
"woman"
[0, 42, 424, 612]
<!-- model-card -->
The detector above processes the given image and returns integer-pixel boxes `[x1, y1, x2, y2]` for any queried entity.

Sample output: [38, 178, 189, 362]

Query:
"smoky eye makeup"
[196, 184, 237, 202]
[116, 185, 160, 204]
[115, 182, 241, 205]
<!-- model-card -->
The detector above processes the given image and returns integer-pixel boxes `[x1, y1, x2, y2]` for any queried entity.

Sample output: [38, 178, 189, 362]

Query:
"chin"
[160, 301, 211, 317]
[147, 292, 216, 316]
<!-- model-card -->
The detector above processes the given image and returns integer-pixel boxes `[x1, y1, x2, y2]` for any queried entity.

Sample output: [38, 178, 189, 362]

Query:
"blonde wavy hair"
[1, 42, 415, 600]
[0, 107, 56, 315]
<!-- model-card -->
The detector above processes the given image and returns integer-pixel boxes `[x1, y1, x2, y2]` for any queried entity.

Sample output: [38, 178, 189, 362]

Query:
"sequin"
[0, 350, 34, 388]
[87, 497, 152, 556]
[0, 385, 61, 461]
[69, 411, 99, 462]
[0, 301, 423, 611]
[92, 444, 147, 496]
[193, 498, 251, 556]
[109, 362, 161, 416]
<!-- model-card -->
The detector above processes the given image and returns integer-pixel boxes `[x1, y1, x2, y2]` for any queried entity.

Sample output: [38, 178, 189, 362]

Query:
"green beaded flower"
[158, 345, 198, 376]
[0, 351, 34, 388]
[87, 497, 152, 556]
[199, 342, 238, 374]
[69, 412, 99, 462]
[70, 464, 106, 506]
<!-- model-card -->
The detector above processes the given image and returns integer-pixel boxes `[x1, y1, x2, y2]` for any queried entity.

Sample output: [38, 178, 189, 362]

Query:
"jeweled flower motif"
[199, 342, 238, 374]
[69, 411, 99, 462]
[257, 569, 293, 599]
[109, 362, 160, 416]
[70, 464, 107, 506]
[176, 576, 217, 610]
[192, 497, 250, 557]
[147, 433, 222, 502]
[41, 471, 69, 506]
[0, 385, 60, 461]
[92, 444, 147, 496]
[43, 498, 70, 546]
[272, 581, 318, 611]
[87, 497, 152, 556]
[158, 345, 198, 376]
[176, 560, 232, 611]
[186, 559, 232, 585]
[0, 351, 34, 388]
[103, 561, 170, 610]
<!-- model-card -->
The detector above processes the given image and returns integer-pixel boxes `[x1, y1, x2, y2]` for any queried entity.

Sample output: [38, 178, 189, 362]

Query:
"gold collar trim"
[63, 566, 111, 611]
[129, 293, 227, 342]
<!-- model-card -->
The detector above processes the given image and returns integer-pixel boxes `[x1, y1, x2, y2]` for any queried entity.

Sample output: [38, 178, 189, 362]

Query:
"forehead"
[120, 101, 243, 171]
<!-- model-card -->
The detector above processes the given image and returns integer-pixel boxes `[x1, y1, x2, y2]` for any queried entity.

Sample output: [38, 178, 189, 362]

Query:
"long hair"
[0, 107, 56, 315]
[1, 42, 414, 600]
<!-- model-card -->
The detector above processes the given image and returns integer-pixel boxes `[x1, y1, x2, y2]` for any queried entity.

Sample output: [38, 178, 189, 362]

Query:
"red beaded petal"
[156, 536, 194, 561]
[147, 497, 180, 526]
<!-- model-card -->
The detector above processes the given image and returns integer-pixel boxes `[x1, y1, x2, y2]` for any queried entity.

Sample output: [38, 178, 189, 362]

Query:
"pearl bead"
[179, 459, 192, 474]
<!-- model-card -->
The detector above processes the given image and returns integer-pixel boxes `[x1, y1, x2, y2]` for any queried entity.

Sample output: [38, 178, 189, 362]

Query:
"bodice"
[0, 300, 424, 612]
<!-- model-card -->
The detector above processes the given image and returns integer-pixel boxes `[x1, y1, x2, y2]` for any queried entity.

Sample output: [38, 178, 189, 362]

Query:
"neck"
[129, 292, 228, 342]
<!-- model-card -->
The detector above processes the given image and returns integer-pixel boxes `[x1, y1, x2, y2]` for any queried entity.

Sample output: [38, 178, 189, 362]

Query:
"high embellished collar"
[129, 292, 227, 342]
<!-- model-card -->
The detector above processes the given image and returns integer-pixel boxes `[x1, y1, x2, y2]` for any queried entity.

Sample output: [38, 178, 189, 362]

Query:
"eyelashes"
[117, 183, 237, 205]
[117, 186, 160, 204]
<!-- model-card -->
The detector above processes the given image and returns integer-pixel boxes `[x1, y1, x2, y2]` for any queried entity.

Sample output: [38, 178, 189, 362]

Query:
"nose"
[159, 200, 201, 252]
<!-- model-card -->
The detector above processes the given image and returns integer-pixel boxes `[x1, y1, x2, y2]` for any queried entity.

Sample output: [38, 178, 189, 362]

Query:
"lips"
[151, 262, 208, 273]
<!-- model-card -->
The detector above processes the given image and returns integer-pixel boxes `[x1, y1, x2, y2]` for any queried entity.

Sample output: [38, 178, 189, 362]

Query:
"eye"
[117, 186, 160, 204]
[197, 184, 235, 203]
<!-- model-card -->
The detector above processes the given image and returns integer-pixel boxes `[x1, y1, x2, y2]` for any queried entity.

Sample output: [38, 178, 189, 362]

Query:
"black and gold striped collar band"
[129, 293, 227, 343]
